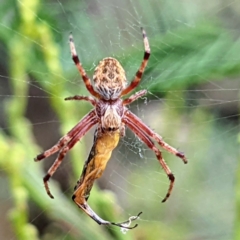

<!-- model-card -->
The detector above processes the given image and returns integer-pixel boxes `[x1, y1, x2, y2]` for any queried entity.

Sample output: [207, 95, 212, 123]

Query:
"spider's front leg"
[64, 95, 96, 106]
[123, 90, 147, 105]
[69, 34, 100, 99]
[121, 28, 150, 96]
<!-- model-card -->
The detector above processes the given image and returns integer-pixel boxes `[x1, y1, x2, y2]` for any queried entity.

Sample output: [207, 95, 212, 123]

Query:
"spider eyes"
[103, 127, 118, 132]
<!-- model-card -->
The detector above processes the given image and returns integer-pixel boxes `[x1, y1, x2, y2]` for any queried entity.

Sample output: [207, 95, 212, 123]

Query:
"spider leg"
[123, 114, 175, 202]
[43, 117, 98, 198]
[65, 95, 96, 106]
[69, 34, 100, 99]
[34, 110, 96, 161]
[125, 111, 187, 164]
[123, 90, 147, 105]
[121, 28, 150, 96]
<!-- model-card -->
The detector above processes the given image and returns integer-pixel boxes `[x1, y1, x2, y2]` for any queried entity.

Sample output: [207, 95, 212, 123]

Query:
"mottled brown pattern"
[93, 57, 127, 99]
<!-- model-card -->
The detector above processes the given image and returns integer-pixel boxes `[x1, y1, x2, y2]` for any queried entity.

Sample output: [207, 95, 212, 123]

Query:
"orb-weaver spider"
[35, 28, 187, 230]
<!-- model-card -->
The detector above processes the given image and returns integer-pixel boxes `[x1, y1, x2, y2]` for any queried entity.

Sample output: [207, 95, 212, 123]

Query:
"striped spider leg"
[34, 110, 98, 198]
[123, 110, 187, 202]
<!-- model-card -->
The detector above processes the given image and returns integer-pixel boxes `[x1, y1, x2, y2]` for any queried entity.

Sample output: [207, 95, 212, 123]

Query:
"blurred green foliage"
[0, 0, 239, 239]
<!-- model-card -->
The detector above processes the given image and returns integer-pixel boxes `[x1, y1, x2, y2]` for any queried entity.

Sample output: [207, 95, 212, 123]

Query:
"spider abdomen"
[93, 57, 127, 100]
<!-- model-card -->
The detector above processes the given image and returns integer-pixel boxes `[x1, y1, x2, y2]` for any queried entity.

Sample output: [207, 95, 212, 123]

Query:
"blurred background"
[0, 0, 240, 239]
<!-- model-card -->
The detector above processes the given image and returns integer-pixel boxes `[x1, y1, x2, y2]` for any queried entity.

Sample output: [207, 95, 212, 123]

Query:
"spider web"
[0, 0, 239, 239]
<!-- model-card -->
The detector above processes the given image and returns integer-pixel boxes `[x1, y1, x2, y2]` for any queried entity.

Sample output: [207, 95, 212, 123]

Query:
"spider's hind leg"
[123, 114, 176, 202]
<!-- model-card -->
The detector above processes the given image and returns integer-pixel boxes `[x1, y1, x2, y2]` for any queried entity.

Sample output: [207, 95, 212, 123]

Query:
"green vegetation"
[0, 0, 239, 239]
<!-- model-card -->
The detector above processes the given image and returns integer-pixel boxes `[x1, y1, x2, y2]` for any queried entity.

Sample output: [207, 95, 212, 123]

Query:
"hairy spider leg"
[64, 95, 96, 106]
[35, 110, 96, 161]
[69, 34, 101, 99]
[125, 111, 187, 164]
[121, 28, 150, 96]
[35, 110, 98, 198]
[43, 117, 98, 198]
[123, 114, 175, 203]
[123, 89, 147, 105]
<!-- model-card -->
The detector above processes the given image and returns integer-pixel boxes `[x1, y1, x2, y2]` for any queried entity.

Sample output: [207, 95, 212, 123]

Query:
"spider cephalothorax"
[93, 57, 127, 100]
[98, 99, 123, 131]
[35, 28, 187, 230]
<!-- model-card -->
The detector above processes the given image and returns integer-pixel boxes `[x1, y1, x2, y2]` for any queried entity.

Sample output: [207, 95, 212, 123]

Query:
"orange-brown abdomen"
[93, 58, 127, 100]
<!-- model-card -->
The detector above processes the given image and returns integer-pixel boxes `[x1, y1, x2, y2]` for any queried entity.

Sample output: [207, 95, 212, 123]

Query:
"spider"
[34, 28, 187, 230]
